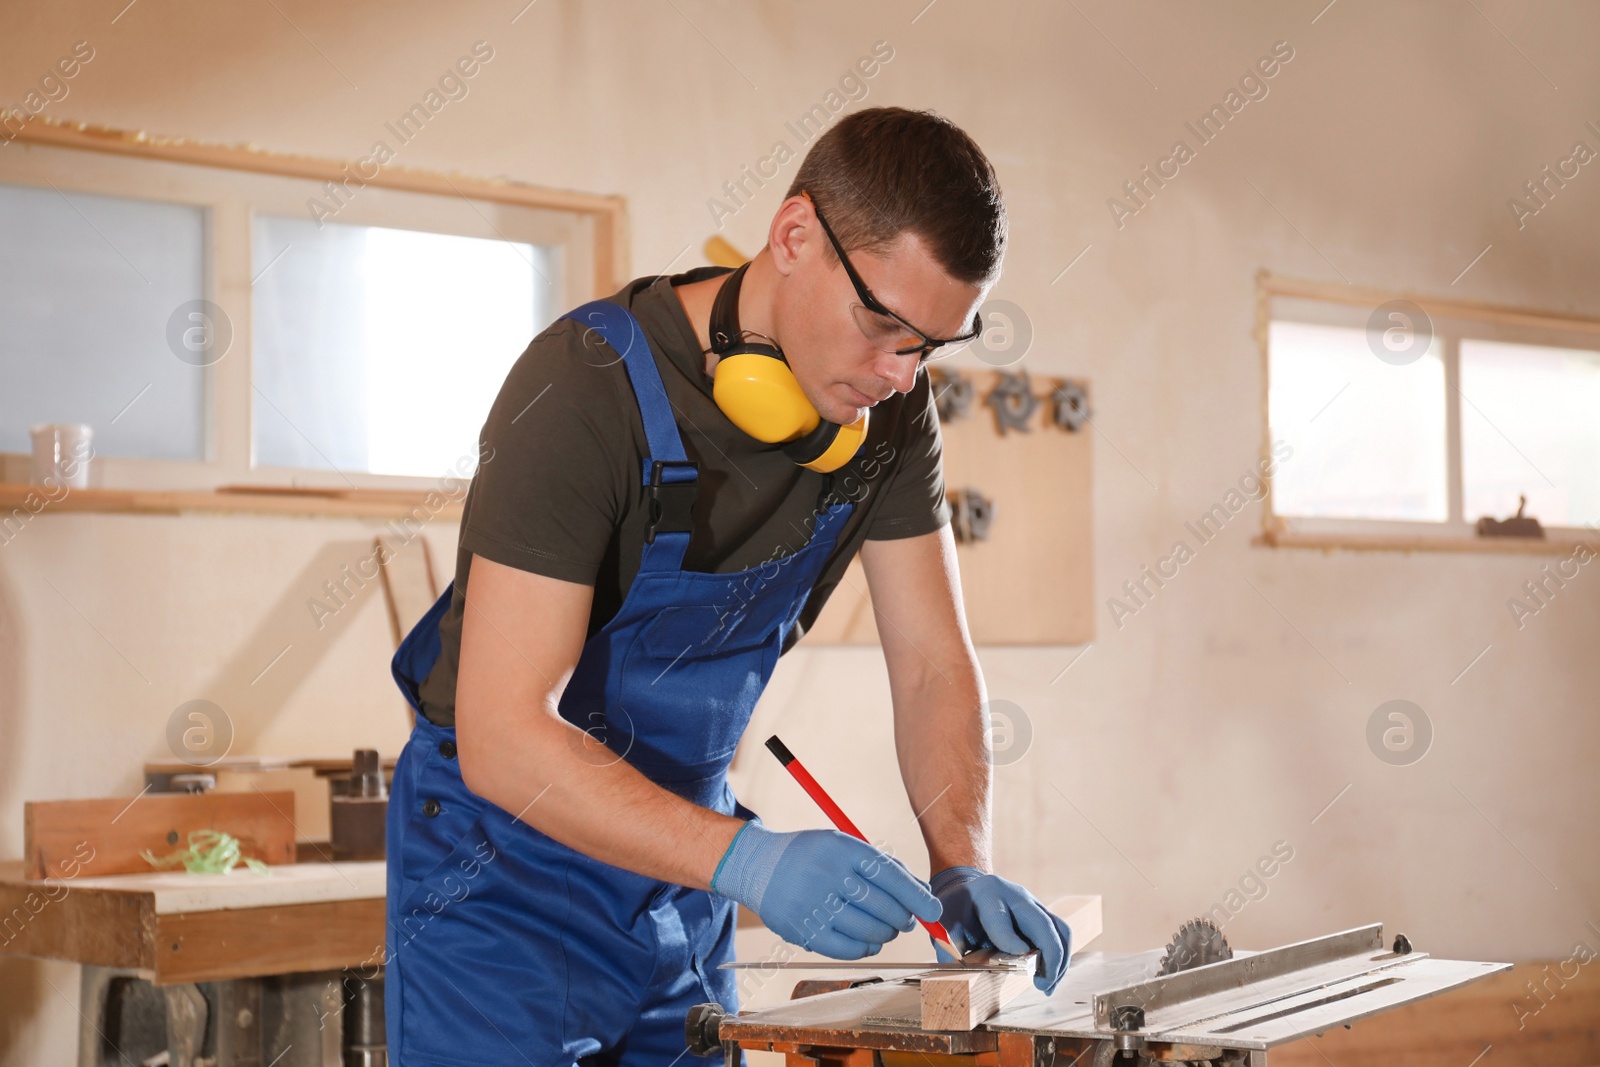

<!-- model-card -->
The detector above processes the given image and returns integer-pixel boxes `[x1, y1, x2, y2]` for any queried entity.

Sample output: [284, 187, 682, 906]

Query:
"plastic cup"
[29, 423, 94, 489]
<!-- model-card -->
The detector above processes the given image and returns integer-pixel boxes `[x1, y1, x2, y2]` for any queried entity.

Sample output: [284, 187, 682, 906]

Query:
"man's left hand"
[930, 866, 1073, 994]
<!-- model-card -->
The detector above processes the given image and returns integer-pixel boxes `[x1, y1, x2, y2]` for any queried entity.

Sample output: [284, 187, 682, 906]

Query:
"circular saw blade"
[1158, 917, 1234, 976]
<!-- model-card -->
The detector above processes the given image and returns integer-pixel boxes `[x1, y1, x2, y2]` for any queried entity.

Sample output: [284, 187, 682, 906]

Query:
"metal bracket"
[986, 371, 1039, 434]
[931, 367, 976, 422]
[950, 488, 997, 544]
[1051, 380, 1091, 432]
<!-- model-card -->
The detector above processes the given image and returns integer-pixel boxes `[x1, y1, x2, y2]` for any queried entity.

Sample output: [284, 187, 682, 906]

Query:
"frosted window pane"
[1269, 320, 1447, 521]
[0, 182, 205, 460]
[1461, 340, 1600, 527]
[252, 217, 547, 477]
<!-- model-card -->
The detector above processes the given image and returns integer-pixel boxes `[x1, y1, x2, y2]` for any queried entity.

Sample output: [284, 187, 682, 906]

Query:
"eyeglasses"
[804, 191, 982, 361]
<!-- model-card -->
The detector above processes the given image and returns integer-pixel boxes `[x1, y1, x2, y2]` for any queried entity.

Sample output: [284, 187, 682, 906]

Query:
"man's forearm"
[458, 708, 744, 892]
[892, 666, 993, 875]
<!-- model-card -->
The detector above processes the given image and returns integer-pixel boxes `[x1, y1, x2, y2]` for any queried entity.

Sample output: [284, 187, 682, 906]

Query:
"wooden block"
[213, 766, 330, 844]
[23, 791, 297, 880]
[376, 533, 439, 649]
[917, 895, 1099, 1032]
[920, 953, 1037, 1031]
[1047, 893, 1103, 956]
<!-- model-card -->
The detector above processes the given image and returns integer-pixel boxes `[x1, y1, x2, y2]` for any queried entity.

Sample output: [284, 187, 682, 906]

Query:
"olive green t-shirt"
[415, 266, 951, 727]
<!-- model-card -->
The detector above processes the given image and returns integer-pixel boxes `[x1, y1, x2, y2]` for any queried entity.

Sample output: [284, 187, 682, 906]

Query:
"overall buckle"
[645, 459, 698, 544]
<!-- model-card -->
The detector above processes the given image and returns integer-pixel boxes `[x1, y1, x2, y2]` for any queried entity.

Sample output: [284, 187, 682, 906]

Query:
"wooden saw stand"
[686, 924, 1510, 1067]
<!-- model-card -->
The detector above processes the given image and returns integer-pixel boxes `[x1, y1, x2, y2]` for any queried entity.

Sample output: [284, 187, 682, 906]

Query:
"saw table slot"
[1156, 958, 1511, 1048]
[1210, 976, 1402, 1033]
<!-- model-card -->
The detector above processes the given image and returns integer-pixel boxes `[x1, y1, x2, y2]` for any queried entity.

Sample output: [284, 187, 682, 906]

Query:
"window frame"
[0, 117, 627, 494]
[1257, 271, 1600, 553]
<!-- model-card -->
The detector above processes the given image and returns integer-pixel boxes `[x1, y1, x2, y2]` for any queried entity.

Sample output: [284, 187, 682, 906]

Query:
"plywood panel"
[806, 373, 1093, 646]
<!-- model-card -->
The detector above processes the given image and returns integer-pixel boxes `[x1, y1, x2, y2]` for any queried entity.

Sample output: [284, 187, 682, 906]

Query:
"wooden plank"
[921, 955, 1037, 1031]
[376, 533, 441, 649]
[915, 895, 1098, 1032]
[1260, 270, 1600, 337]
[0, 482, 466, 521]
[212, 766, 331, 843]
[3, 112, 626, 222]
[154, 897, 385, 985]
[1049, 894, 1103, 958]
[24, 792, 297, 880]
[804, 373, 1093, 646]
[145, 754, 398, 777]
[64, 860, 384, 915]
[1259, 528, 1598, 556]
[724, 979, 997, 1054]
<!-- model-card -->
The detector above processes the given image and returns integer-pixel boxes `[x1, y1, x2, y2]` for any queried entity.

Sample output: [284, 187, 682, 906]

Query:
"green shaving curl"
[141, 829, 272, 876]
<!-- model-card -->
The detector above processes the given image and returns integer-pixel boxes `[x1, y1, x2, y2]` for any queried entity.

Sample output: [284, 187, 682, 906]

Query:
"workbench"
[0, 860, 386, 1066]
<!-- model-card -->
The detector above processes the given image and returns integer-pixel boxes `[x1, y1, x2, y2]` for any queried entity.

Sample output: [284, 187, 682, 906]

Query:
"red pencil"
[765, 735, 962, 961]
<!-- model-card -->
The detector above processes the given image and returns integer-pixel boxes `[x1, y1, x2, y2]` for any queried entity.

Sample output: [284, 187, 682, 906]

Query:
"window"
[1459, 340, 1600, 527]
[0, 182, 207, 462]
[1269, 320, 1448, 523]
[1261, 274, 1600, 547]
[0, 125, 621, 493]
[252, 217, 551, 477]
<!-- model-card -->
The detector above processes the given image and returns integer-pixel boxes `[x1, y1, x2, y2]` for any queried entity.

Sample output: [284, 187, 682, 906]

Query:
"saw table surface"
[719, 933, 1512, 1057]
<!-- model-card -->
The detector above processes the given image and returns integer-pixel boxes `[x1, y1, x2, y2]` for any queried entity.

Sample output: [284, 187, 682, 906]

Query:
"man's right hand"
[711, 823, 943, 959]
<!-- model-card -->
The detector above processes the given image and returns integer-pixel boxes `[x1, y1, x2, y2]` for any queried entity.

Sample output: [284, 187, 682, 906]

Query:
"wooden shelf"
[0, 483, 464, 521]
[1258, 528, 1595, 556]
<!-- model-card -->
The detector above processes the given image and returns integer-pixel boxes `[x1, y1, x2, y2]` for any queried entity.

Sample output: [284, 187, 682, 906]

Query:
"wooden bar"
[0, 483, 466, 521]
[1258, 529, 1598, 556]
[1259, 270, 1600, 337]
[921, 957, 1036, 1031]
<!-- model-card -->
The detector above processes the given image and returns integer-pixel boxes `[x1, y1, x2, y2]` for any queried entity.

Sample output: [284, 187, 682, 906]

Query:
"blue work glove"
[930, 866, 1073, 994]
[712, 821, 943, 960]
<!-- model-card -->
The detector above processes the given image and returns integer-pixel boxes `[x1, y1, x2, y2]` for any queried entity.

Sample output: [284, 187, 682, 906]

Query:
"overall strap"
[561, 300, 697, 572]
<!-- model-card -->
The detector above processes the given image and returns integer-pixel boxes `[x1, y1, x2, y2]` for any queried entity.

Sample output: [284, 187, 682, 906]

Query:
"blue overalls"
[384, 300, 853, 1066]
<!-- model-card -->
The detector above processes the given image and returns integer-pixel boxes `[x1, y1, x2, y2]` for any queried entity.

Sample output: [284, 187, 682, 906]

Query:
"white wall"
[3, 1, 1598, 1062]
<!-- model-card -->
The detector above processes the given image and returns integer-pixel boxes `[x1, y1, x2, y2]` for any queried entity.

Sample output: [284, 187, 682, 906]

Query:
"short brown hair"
[785, 108, 1006, 287]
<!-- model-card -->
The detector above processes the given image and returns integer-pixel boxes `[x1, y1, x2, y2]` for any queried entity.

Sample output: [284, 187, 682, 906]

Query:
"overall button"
[422, 798, 441, 818]
[439, 740, 457, 760]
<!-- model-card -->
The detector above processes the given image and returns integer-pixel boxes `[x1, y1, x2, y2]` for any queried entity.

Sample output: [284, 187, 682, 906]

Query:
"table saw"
[687, 920, 1511, 1066]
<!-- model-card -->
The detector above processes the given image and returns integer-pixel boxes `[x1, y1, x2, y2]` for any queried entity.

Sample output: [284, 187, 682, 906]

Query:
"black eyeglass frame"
[804, 191, 983, 360]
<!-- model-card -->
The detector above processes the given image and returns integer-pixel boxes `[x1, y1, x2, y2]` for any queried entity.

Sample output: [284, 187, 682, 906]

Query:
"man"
[386, 107, 1074, 1066]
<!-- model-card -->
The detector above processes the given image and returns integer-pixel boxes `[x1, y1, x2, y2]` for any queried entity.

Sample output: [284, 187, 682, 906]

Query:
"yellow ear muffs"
[792, 412, 869, 474]
[710, 351, 869, 474]
[707, 262, 868, 475]
[711, 352, 819, 444]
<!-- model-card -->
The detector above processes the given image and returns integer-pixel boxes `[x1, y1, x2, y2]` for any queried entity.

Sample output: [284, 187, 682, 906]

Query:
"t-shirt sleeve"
[457, 319, 635, 585]
[864, 368, 952, 541]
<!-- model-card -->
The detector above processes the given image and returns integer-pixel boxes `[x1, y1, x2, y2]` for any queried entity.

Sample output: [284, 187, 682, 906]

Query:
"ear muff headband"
[708, 263, 867, 474]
